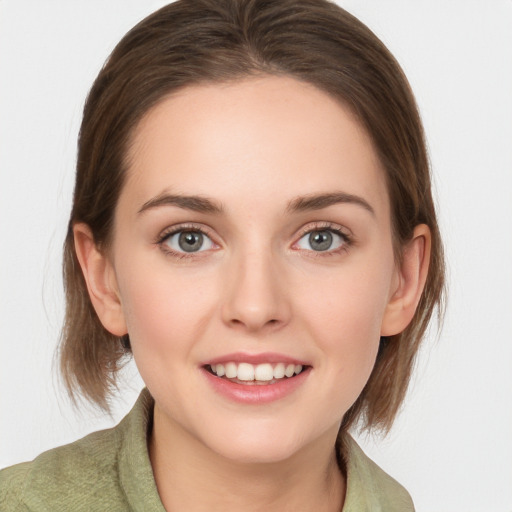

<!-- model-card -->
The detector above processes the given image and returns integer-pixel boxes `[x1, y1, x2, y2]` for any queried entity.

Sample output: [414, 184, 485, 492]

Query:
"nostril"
[228, 317, 280, 329]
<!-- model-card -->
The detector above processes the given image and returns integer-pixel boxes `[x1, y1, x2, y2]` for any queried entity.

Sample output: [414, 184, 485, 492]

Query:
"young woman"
[0, 0, 444, 510]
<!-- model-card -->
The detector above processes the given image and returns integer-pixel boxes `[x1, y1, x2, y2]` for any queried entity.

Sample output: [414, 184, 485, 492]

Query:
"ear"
[381, 224, 431, 336]
[73, 223, 127, 336]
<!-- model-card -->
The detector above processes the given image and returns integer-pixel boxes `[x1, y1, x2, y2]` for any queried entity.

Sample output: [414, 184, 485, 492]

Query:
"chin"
[201, 420, 327, 465]
[215, 439, 303, 465]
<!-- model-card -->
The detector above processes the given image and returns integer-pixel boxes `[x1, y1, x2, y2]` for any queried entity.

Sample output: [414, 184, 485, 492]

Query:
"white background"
[1, 1, 511, 511]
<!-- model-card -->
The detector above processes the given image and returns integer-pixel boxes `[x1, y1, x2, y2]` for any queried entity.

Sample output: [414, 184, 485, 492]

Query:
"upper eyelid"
[156, 222, 216, 241]
[295, 221, 352, 239]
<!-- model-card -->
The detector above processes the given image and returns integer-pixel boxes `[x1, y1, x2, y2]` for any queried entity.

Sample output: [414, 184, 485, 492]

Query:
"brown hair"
[60, 0, 445, 432]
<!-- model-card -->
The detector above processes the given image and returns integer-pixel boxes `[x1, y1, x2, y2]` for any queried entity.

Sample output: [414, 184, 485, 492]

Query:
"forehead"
[123, 75, 389, 217]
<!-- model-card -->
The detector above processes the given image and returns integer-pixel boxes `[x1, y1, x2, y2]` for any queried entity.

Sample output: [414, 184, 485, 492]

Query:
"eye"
[296, 229, 347, 252]
[162, 230, 215, 253]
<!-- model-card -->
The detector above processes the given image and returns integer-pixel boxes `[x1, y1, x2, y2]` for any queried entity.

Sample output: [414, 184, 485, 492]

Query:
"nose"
[221, 247, 291, 333]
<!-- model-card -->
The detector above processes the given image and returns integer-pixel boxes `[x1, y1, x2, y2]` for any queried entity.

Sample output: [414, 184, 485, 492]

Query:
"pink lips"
[201, 352, 311, 404]
[204, 352, 308, 366]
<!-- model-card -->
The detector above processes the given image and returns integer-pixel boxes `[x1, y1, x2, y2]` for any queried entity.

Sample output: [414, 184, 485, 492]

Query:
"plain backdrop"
[1, 1, 511, 511]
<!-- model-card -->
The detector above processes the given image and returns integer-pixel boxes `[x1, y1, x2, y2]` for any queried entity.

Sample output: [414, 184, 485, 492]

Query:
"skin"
[75, 76, 430, 511]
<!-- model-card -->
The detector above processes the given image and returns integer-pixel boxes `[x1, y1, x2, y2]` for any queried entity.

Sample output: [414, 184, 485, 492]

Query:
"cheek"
[300, 260, 392, 335]
[116, 263, 222, 407]
[296, 259, 393, 398]
[115, 259, 217, 352]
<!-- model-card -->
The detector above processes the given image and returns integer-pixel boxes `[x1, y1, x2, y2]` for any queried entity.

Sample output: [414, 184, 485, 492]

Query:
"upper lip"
[203, 352, 310, 366]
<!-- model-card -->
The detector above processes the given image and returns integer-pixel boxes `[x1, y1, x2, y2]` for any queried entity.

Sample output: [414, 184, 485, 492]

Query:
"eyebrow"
[286, 192, 375, 216]
[138, 191, 374, 217]
[138, 193, 224, 215]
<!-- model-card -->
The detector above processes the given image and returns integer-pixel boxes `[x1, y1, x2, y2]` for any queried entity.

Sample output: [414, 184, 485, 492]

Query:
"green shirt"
[0, 390, 414, 511]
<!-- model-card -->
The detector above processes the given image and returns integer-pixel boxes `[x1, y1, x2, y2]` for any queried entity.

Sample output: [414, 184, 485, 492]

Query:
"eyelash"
[155, 221, 352, 259]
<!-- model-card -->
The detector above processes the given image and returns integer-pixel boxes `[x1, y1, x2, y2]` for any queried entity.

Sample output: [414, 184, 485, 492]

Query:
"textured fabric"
[0, 389, 414, 511]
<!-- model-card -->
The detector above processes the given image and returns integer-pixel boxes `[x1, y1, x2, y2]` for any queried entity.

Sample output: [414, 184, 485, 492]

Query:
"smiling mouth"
[206, 362, 308, 385]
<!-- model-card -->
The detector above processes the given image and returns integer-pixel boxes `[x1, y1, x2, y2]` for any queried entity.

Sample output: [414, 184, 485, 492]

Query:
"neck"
[149, 405, 345, 512]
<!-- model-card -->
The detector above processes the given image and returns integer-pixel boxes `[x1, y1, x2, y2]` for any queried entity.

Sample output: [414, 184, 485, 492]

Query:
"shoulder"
[342, 435, 415, 511]
[0, 461, 31, 511]
[0, 390, 158, 512]
[0, 423, 128, 511]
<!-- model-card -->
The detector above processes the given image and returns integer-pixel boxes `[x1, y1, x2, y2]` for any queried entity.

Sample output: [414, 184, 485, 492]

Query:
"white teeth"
[237, 363, 255, 381]
[225, 362, 237, 379]
[210, 361, 305, 381]
[285, 364, 295, 378]
[273, 363, 285, 379]
[254, 363, 274, 381]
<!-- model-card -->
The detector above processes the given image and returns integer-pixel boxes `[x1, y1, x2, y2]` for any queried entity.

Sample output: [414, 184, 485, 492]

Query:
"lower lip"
[202, 367, 311, 404]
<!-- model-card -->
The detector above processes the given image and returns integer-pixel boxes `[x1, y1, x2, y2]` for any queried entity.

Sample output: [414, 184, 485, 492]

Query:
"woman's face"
[108, 76, 400, 463]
